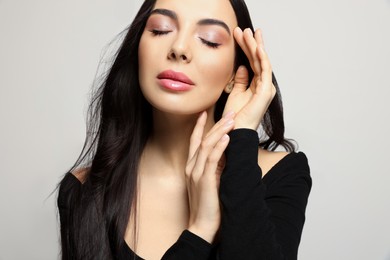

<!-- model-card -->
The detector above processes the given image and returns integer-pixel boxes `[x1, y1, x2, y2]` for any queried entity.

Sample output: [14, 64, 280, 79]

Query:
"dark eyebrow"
[150, 9, 178, 20]
[149, 9, 231, 35]
[197, 19, 231, 35]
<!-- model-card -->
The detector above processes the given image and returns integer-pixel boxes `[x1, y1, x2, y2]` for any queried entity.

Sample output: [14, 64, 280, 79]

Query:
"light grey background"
[0, 0, 389, 259]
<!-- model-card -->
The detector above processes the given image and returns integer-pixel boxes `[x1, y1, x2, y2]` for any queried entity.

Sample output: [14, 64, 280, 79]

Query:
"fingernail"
[225, 119, 234, 126]
[198, 111, 206, 119]
[245, 28, 253, 36]
[221, 134, 229, 142]
[224, 110, 235, 118]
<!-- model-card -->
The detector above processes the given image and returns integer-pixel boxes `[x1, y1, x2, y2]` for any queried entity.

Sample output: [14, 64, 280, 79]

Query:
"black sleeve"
[216, 128, 312, 260]
[161, 230, 214, 260]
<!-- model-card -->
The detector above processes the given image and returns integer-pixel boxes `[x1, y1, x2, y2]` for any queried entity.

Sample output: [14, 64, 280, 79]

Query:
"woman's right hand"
[186, 110, 235, 243]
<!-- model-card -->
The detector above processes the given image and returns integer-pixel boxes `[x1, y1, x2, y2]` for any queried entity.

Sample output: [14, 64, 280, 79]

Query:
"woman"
[58, 0, 312, 259]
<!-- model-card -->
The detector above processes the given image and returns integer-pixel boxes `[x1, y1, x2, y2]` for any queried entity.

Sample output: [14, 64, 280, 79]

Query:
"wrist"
[233, 116, 262, 130]
[233, 121, 257, 130]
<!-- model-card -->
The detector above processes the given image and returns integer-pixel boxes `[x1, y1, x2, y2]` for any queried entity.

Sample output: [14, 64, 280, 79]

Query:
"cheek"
[193, 50, 235, 110]
[199, 49, 235, 83]
[138, 35, 156, 90]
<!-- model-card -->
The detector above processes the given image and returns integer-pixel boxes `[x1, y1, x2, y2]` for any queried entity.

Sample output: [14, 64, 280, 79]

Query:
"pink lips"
[157, 70, 195, 91]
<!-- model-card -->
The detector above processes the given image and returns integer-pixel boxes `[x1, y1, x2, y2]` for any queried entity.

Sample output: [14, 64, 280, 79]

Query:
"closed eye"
[199, 38, 221, 49]
[150, 30, 220, 49]
[150, 29, 171, 36]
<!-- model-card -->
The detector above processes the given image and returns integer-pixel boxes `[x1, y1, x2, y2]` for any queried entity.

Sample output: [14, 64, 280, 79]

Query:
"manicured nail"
[225, 119, 234, 126]
[221, 134, 229, 142]
[224, 110, 235, 118]
[244, 28, 253, 36]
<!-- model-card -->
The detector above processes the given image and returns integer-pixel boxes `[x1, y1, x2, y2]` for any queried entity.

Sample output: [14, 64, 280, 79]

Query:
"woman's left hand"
[223, 27, 276, 130]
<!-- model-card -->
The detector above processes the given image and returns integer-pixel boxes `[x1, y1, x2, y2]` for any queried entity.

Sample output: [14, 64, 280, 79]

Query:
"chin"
[145, 96, 215, 116]
[153, 102, 212, 116]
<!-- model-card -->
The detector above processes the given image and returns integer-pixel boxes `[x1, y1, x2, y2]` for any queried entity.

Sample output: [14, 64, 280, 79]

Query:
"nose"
[167, 32, 192, 63]
[168, 50, 190, 62]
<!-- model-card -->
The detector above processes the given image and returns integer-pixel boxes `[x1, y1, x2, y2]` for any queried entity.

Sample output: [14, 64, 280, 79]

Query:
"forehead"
[152, 0, 237, 28]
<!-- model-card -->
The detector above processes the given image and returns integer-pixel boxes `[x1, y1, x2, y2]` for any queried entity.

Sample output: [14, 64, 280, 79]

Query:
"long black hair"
[59, 0, 295, 259]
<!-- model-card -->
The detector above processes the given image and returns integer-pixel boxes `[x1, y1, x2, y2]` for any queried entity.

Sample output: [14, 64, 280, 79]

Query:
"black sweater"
[58, 129, 312, 259]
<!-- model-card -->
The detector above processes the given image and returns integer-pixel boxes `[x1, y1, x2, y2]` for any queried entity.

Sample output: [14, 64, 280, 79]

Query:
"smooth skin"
[138, 0, 237, 116]
[72, 0, 288, 259]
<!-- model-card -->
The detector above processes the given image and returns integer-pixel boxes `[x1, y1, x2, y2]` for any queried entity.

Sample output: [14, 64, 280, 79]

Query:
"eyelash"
[150, 29, 171, 36]
[199, 38, 221, 49]
[149, 30, 221, 49]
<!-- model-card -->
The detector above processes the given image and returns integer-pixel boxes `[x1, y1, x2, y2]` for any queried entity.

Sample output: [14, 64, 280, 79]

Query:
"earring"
[225, 81, 234, 93]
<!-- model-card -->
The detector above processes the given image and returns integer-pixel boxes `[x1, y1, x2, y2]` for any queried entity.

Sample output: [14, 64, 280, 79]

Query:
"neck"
[145, 108, 216, 174]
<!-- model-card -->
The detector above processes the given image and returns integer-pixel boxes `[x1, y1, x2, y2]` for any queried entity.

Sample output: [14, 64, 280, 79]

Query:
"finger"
[255, 31, 273, 87]
[191, 118, 234, 180]
[256, 47, 272, 92]
[233, 27, 253, 65]
[221, 109, 236, 119]
[243, 28, 262, 75]
[188, 110, 234, 177]
[254, 29, 263, 75]
[204, 135, 230, 181]
[188, 111, 207, 161]
[254, 28, 264, 48]
[205, 110, 235, 139]
[186, 112, 208, 176]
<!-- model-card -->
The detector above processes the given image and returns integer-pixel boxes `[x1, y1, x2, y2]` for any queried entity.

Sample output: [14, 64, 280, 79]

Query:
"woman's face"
[138, 0, 237, 115]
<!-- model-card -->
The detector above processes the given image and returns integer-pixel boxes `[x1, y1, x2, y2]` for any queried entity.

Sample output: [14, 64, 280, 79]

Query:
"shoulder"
[258, 148, 290, 178]
[259, 149, 311, 193]
[258, 149, 310, 174]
